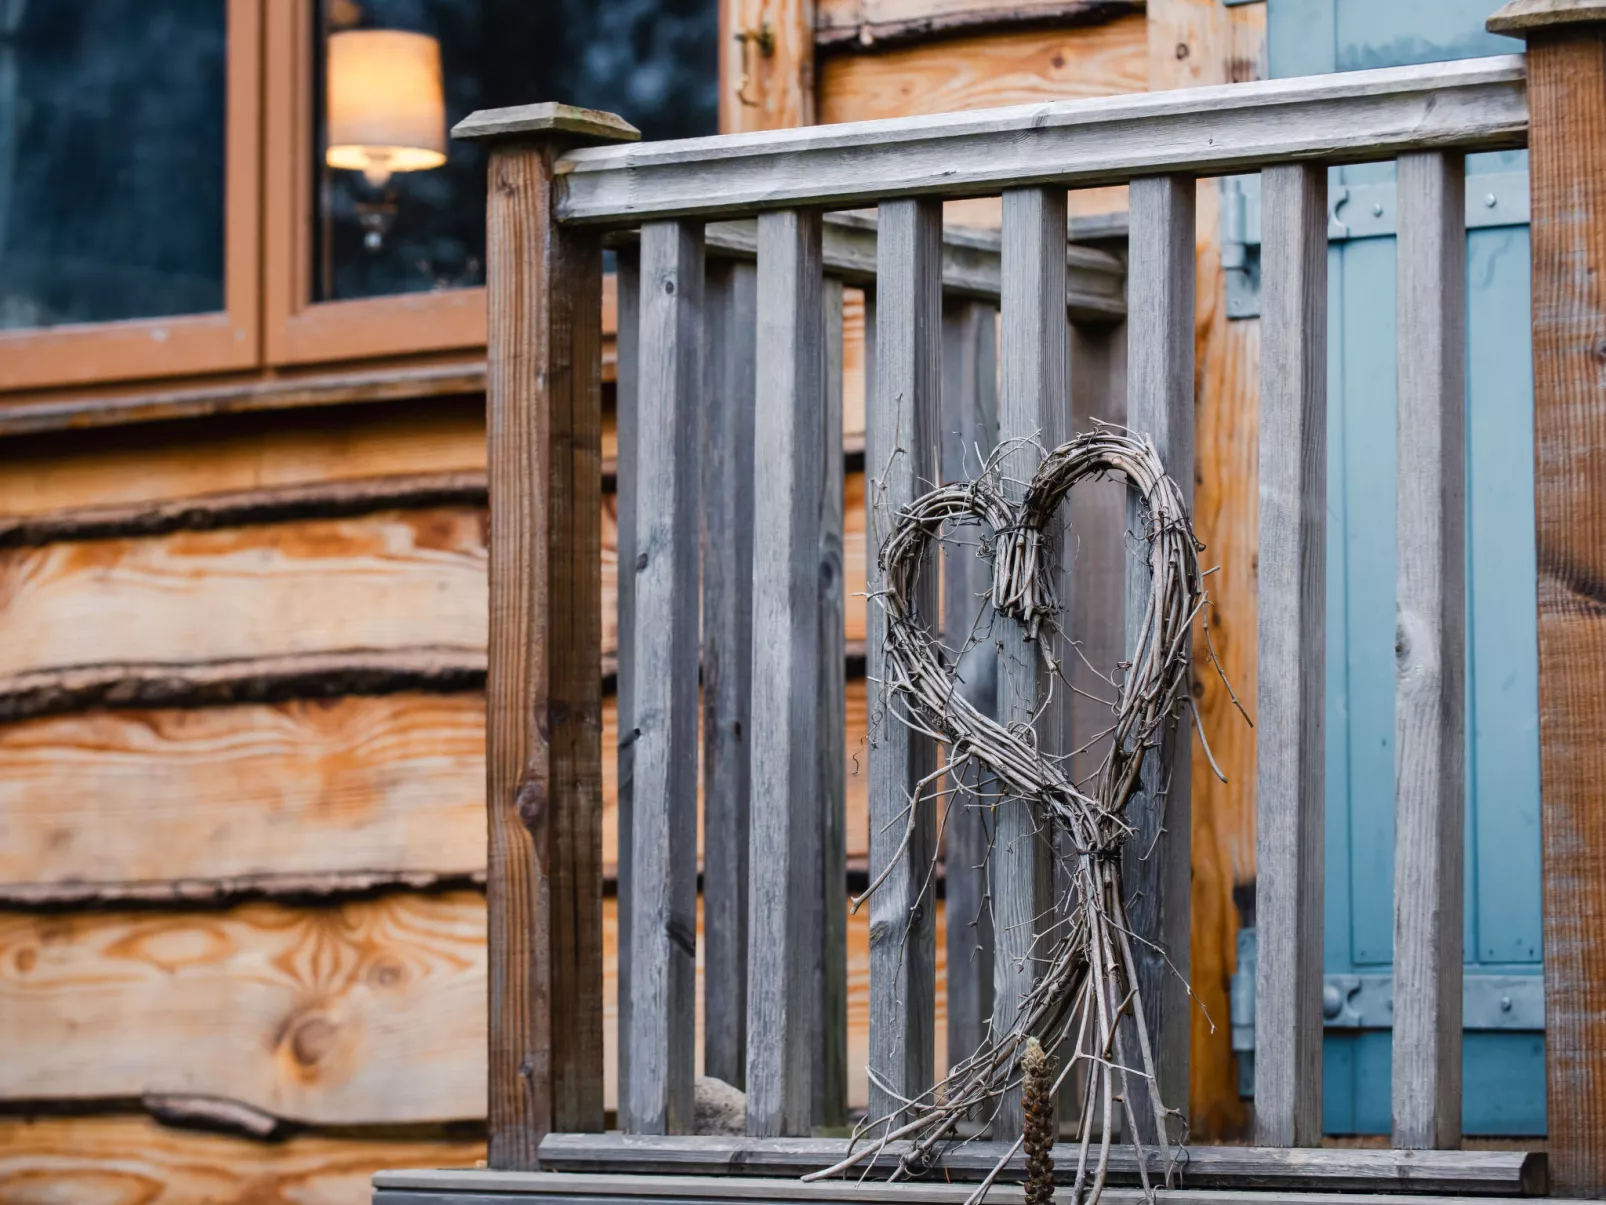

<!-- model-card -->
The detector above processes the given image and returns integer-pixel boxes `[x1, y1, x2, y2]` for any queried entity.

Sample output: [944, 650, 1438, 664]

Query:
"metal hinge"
[1220, 170, 1531, 319]
[1229, 927, 1543, 1098]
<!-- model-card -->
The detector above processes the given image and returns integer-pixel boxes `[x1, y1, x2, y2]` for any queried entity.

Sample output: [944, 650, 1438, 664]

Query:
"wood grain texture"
[1514, 25, 1606, 1195]
[0, 1116, 487, 1205]
[818, 277, 850, 1129]
[702, 258, 758, 1096]
[0, 893, 487, 1124]
[1122, 174, 1194, 1143]
[721, 0, 816, 133]
[616, 247, 641, 1132]
[560, 56, 1526, 224]
[629, 220, 705, 1136]
[814, 0, 1143, 51]
[994, 186, 1068, 1140]
[483, 141, 607, 1166]
[818, 16, 1147, 123]
[0, 694, 484, 898]
[1392, 149, 1468, 1153]
[746, 210, 826, 1138]
[866, 198, 943, 1125]
[940, 298, 999, 1083]
[1253, 162, 1327, 1150]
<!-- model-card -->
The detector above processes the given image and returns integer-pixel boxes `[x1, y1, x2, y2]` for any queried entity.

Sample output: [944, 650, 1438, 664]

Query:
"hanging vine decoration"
[805, 425, 1209, 1205]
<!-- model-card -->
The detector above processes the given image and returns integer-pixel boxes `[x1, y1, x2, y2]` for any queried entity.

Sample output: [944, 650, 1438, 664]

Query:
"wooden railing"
[450, 31, 1606, 1190]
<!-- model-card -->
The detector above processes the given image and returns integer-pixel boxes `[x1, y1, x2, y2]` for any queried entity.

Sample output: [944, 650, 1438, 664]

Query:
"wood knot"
[288, 1014, 339, 1068]
[514, 773, 546, 835]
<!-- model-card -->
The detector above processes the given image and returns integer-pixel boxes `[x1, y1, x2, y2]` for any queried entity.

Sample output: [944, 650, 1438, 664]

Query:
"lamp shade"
[326, 29, 447, 184]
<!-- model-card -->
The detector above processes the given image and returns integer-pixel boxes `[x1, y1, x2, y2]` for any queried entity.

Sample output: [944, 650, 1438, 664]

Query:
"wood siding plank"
[866, 197, 943, 1125]
[1253, 161, 1328, 1149]
[1392, 149, 1468, 1152]
[615, 247, 641, 1132]
[993, 185, 1068, 1139]
[629, 220, 706, 1136]
[703, 258, 759, 1096]
[746, 210, 826, 1137]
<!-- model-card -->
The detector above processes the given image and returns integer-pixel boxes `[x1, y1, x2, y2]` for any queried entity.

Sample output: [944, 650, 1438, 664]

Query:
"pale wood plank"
[940, 298, 999, 1082]
[866, 198, 943, 1125]
[0, 1116, 486, 1205]
[616, 246, 641, 1131]
[818, 275, 850, 1129]
[629, 220, 706, 1136]
[482, 141, 607, 1166]
[721, 0, 816, 133]
[1253, 161, 1328, 1149]
[556, 56, 1526, 224]
[1121, 174, 1195, 1142]
[993, 186, 1068, 1138]
[1501, 23, 1606, 1192]
[0, 894, 488, 1125]
[703, 258, 759, 1095]
[746, 210, 826, 1137]
[1392, 149, 1468, 1153]
[814, 0, 1143, 51]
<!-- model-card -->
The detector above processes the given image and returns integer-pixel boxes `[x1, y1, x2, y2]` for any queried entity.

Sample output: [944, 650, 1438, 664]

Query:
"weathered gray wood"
[866, 197, 943, 1127]
[745, 209, 826, 1138]
[1254, 162, 1329, 1149]
[702, 258, 759, 1093]
[550, 57, 1527, 225]
[525, 1134, 1547, 1195]
[615, 247, 641, 1132]
[629, 220, 705, 1135]
[1121, 175, 1195, 1145]
[940, 298, 999, 1083]
[1392, 149, 1468, 1153]
[452, 101, 640, 144]
[993, 186, 1068, 1139]
[817, 275, 849, 1130]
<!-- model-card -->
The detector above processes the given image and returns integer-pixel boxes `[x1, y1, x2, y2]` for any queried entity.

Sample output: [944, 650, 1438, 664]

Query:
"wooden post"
[1487, 1, 1606, 1190]
[453, 102, 640, 1170]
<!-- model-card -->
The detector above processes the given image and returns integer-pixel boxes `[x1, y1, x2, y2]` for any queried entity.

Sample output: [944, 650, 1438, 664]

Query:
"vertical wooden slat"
[941, 298, 999, 1078]
[994, 186, 1068, 1139]
[477, 121, 629, 1165]
[817, 274, 850, 1130]
[615, 246, 642, 1131]
[1392, 148, 1468, 1153]
[702, 257, 759, 1093]
[746, 209, 826, 1137]
[1123, 175, 1195, 1144]
[867, 197, 942, 1126]
[629, 219, 705, 1136]
[1254, 162, 1328, 1150]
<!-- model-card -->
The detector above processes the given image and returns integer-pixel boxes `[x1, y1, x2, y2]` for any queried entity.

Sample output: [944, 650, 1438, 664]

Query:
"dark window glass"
[0, 0, 227, 331]
[315, 0, 718, 303]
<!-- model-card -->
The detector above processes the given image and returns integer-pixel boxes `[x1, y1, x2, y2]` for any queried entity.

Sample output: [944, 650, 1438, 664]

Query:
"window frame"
[262, 0, 486, 368]
[0, 0, 263, 392]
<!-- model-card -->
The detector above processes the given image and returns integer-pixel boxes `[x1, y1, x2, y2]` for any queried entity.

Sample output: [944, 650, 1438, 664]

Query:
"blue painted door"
[1267, 0, 1545, 1136]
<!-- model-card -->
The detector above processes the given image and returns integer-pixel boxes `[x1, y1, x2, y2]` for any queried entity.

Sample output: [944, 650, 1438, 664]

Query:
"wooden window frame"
[262, 0, 486, 367]
[0, 0, 263, 392]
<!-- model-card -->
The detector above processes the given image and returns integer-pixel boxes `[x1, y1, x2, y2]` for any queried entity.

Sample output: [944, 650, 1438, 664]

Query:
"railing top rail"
[535, 55, 1526, 227]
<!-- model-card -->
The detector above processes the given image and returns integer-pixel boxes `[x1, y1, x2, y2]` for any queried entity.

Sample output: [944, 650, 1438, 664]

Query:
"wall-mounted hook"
[735, 21, 776, 108]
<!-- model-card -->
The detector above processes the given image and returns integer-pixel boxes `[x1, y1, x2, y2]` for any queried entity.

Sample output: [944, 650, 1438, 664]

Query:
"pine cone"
[1022, 1037, 1056, 1205]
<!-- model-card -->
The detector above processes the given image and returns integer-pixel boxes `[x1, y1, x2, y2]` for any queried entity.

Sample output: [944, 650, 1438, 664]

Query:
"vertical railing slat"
[1393, 148, 1468, 1152]
[615, 245, 641, 1133]
[1255, 162, 1329, 1149]
[1123, 174, 1195, 1144]
[994, 185, 1068, 1138]
[817, 274, 850, 1130]
[746, 209, 826, 1137]
[941, 297, 999, 1080]
[702, 257, 759, 1093]
[628, 219, 705, 1135]
[868, 197, 943, 1126]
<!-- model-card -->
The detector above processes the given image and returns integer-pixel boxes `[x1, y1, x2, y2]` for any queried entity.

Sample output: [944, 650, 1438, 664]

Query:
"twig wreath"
[807, 425, 1210, 1205]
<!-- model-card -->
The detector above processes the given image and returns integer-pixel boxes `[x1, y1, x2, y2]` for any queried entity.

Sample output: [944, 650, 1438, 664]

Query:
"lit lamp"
[326, 31, 447, 248]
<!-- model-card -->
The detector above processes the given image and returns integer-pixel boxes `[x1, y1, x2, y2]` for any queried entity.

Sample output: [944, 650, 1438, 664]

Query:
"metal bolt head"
[1372, 202, 1384, 217]
[1500, 995, 1513, 1012]
[1486, 193, 1499, 208]
[1322, 983, 1343, 1019]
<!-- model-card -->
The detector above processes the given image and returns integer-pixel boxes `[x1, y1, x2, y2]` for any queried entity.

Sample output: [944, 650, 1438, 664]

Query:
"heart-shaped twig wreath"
[807, 426, 1210, 1205]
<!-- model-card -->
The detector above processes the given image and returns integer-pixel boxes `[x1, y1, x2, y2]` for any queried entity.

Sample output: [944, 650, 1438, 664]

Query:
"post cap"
[451, 102, 640, 145]
[1489, 0, 1606, 34]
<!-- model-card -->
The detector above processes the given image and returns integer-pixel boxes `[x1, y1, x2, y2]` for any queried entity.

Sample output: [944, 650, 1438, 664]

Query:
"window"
[0, 0, 260, 390]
